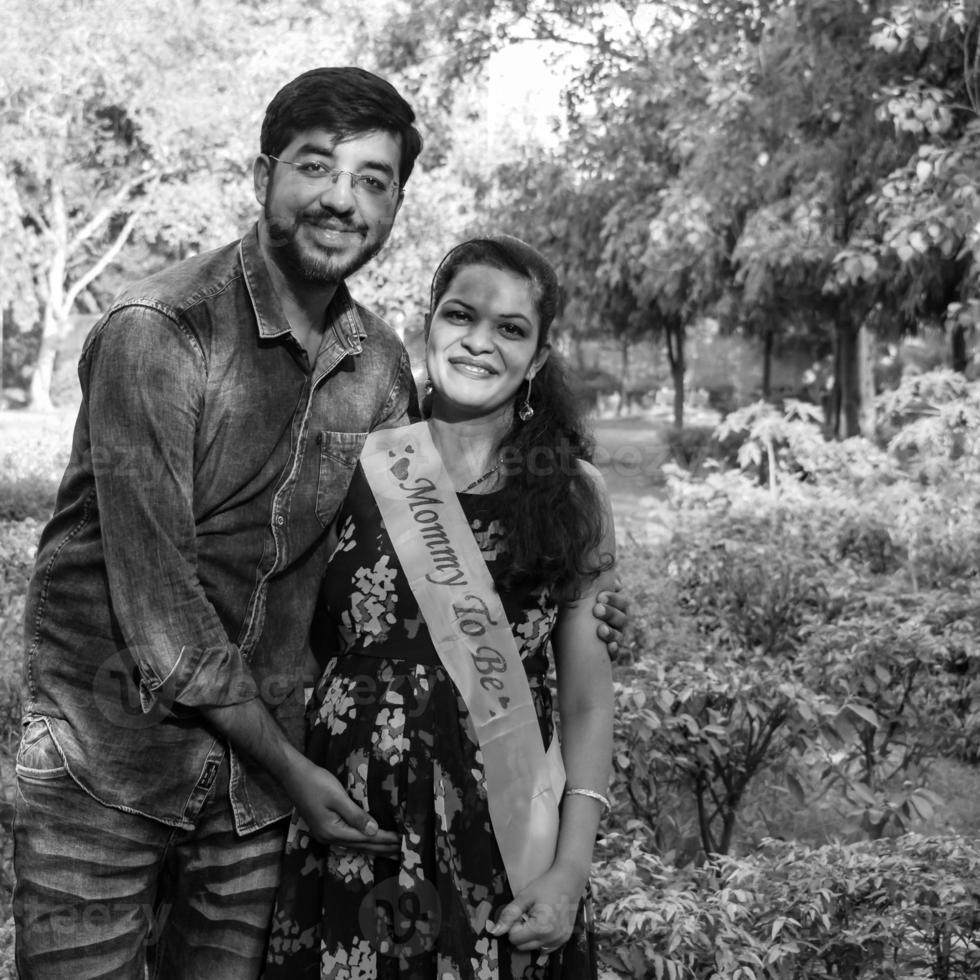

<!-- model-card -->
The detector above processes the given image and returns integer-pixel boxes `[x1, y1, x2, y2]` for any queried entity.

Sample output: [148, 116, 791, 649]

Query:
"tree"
[1, 0, 221, 406]
[0, 169, 40, 400]
[730, 189, 838, 401]
[0, 0, 390, 408]
[698, 1, 918, 435]
[726, 0, 980, 432]
[832, 1, 980, 379]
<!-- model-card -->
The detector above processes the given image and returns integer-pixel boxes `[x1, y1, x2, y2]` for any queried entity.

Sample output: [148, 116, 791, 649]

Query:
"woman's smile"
[449, 357, 498, 378]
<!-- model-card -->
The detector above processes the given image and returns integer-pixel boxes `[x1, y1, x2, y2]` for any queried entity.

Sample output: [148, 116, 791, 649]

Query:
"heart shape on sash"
[390, 456, 411, 481]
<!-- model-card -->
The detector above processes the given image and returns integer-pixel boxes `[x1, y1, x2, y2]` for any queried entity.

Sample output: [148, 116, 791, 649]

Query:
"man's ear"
[253, 155, 272, 207]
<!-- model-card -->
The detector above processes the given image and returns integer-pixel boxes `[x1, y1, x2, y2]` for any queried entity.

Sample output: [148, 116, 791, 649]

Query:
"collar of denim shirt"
[238, 224, 368, 351]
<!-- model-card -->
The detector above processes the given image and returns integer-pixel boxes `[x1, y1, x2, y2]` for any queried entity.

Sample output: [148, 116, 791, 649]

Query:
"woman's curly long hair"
[425, 236, 612, 602]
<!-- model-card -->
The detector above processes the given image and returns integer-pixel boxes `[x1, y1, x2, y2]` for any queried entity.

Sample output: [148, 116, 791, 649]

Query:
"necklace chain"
[460, 456, 503, 493]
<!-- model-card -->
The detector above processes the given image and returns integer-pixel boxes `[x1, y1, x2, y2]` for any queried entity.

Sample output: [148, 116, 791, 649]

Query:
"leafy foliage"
[599, 373, 980, 971]
[593, 829, 980, 979]
[0, 517, 39, 920]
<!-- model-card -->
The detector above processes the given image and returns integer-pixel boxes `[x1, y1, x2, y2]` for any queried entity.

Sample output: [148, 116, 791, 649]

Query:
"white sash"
[360, 422, 564, 895]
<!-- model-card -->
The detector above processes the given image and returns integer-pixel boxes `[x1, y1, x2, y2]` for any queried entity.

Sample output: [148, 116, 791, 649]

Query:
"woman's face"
[425, 264, 550, 419]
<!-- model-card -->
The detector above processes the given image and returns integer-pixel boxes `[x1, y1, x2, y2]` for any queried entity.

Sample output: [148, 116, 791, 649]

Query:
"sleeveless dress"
[262, 464, 598, 980]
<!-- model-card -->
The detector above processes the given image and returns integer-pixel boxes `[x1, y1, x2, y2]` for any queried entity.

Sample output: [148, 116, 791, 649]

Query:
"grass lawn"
[0, 407, 75, 443]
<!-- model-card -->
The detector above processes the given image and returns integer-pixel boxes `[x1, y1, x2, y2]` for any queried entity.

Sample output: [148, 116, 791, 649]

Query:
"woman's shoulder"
[572, 458, 616, 561]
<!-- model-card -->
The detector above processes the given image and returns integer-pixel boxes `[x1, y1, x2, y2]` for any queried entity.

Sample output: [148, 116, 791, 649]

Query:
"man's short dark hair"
[261, 67, 423, 189]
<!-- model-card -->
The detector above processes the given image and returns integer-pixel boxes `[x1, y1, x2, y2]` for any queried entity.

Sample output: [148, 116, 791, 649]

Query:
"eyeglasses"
[268, 156, 399, 201]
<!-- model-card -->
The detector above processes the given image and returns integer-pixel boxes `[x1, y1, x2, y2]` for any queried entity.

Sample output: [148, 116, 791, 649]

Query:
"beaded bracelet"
[564, 787, 611, 812]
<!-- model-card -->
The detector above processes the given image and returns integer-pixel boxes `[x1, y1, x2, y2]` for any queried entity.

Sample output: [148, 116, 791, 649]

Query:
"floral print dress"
[263, 464, 598, 980]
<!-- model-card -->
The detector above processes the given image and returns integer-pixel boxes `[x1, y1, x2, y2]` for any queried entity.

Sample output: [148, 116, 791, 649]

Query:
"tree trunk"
[28, 179, 67, 411]
[29, 309, 62, 411]
[834, 313, 861, 438]
[665, 318, 685, 429]
[857, 321, 877, 437]
[825, 328, 841, 439]
[762, 327, 774, 400]
[618, 336, 629, 416]
[951, 322, 968, 374]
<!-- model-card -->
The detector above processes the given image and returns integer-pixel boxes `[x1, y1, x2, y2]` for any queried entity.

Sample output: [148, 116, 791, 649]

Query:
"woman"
[264, 236, 616, 979]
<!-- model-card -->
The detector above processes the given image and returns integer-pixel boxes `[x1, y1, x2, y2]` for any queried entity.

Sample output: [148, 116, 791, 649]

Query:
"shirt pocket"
[15, 717, 69, 782]
[315, 430, 369, 528]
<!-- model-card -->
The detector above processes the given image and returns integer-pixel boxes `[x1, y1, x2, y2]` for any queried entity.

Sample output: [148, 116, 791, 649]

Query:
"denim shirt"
[23, 225, 418, 833]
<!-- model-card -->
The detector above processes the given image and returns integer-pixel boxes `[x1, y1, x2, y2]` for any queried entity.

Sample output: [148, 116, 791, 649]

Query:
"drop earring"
[424, 377, 433, 395]
[518, 376, 535, 422]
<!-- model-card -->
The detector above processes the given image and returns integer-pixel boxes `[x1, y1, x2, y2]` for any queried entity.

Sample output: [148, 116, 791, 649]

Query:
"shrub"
[592, 830, 980, 979]
[665, 425, 717, 471]
[613, 376, 980, 861]
[0, 519, 35, 751]
[876, 370, 980, 476]
[0, 518, 37, 918]
[0, 422, 67, 522]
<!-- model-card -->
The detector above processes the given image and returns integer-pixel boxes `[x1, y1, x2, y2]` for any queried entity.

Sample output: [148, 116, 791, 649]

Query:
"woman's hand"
[485, 864, 585, 953]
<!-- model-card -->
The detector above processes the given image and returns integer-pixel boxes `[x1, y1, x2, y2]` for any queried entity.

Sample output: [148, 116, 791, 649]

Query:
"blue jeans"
[13, 718, 287, 979]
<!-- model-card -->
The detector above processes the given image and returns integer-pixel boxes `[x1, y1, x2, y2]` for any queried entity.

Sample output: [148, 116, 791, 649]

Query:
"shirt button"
[275, 515, 285, 526]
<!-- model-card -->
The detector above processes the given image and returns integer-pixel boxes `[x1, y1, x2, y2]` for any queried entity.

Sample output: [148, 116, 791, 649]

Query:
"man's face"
[254, 127, 403, 286]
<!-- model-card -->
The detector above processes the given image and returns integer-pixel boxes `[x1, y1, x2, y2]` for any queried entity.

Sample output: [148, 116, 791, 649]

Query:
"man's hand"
[282, 756, 399, 855]
[592, 579, 629, 659]
[201, 697, 398, 854]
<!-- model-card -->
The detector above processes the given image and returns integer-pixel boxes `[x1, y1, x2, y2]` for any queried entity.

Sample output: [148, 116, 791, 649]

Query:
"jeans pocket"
[16, 718, 68, 781]
[314, 430, 368, 527]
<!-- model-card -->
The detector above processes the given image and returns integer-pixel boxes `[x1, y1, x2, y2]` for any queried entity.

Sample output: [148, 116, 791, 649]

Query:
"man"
[13, 67, 625, 979]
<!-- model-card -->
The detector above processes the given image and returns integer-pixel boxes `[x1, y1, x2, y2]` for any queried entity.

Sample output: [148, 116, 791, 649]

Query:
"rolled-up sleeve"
[84, 305, 259, 713]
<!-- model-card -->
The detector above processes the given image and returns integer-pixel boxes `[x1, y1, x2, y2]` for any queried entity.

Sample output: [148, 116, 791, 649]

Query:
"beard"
[263, 204, 391, 285]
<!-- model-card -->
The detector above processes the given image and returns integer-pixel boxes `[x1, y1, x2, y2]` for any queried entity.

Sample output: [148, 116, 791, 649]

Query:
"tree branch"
[61, 180, 158, 316]
[508, 30, 604, 52]
[879, 663, 920, 758]
[748, 711, 786, 777]
[66, 169, 161, 258]
[964, 14, 980, 117]
[22, 198, 53, 240]
[706, 771, 725, 812]
[695, 773, 718, 855]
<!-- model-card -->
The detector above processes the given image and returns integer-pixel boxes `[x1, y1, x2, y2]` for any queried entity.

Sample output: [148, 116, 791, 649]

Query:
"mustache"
[298, 210, 367, 234]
